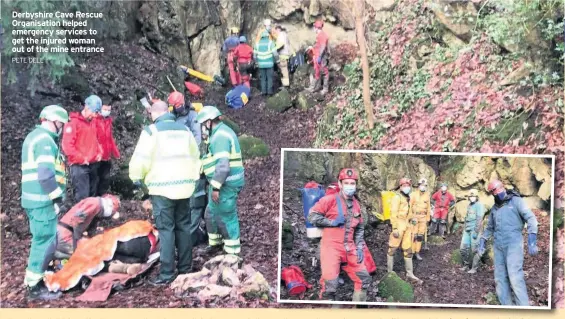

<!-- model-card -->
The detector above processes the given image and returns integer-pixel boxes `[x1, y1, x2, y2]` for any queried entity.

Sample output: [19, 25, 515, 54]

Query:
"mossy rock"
[428, 235, 446, 245]
[484, 292, 500, 305]
[451, 249, 463, 265]
[295, 91, 316, 111]
[266, 89, 292, 113]
[282, 221, 294, 250]
[222, 117, 240, 134]
[377, 272, 414, 303]
[239, 135, 270, 159]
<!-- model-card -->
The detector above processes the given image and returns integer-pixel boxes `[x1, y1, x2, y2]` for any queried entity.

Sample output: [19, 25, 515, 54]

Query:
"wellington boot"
[27, 282, 62, 301]
[108, 260, 129, 274]
[459, 248, 470, 270]
[306, 74, 317, 92]
[414, 253, 423, 261]
[438, 224, 446, 237]
[404, 258, 422, 284]
[428, 222, 437, 236]
[387, 255, 394, 273]
[468, 254, 481, 274]
[320, 74, 330, 95]
[352, 290, 368, 302]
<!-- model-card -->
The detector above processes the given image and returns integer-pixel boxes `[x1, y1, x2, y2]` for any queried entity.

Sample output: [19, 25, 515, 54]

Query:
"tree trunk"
[353, 1, 375, 129]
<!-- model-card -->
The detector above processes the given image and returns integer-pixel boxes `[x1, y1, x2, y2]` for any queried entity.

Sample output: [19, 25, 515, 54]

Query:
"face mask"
[469, 196, 477, 203]
[441, 186, 447, 192]
[494, 191, 507, 203]
[419, 185, 426, 192]
[101, 110, 111, 117]
[342, 185, 356, 197]
[402, 187, 411, 195]
[201, 122, 210, 137]
[175, 106, 186, 116]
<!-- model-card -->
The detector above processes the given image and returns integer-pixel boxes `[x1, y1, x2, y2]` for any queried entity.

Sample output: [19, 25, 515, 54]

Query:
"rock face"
[171, 255, 271, 302]
[428, 0, 477, 40]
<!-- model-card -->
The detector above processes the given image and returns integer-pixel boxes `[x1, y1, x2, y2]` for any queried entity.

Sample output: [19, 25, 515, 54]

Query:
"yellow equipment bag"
[192, 102, 203, 113]
[375, 191, 396, 222]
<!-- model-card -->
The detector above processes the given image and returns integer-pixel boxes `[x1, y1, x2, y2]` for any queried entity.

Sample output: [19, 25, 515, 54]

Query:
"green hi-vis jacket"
[202, 122, 245, 190]
[21, 126, 66, 209]
[129, 113, 201, 200]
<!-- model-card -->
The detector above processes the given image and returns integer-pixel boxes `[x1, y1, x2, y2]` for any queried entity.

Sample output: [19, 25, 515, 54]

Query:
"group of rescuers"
[222, 19, 331, 96]
[20, 91, 244, 300]
[308, 168, 539, 305]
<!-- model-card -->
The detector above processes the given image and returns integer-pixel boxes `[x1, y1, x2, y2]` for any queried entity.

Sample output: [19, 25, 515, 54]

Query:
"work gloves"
[330, 215, 345, 227]
[392, 229, 400, 238]
[477, 238, 486, 255]
[410, 219, 417, 226]
[53, 197, 68, 216]
[472, 232, 478, 240]
[528, 233, 538, 256]
[356, 247, 364, 264]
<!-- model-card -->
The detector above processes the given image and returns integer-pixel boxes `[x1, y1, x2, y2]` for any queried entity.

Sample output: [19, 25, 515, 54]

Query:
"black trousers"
[96, 161, 112, 196]
[70, 163, 100, 203]
[114, 236, 151, 264]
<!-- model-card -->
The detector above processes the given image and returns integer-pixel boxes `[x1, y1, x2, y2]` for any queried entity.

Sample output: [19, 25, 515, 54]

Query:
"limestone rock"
[238, 135, 270, 159]
[367, 0, 397, 12]
[219, 0, 242, 36]
[511, 158, 537, 196]
[494, 158, 513, 186]
[266, 90, 293, 113]
[538, 181, 551, 201]
[522, 196, 547, 211]
[267, 0, 302, 20]
[456, 156, 485, 188]
[295, 91, 317, 111]
[529, 158, 551, 182]
[377, 272, 414, 303]
[197, 284, 232, 301]
[221, 267, 241, 287]
[442, 31, 466, 48]
[190, 25, 223, 76]
[455, 200, 469, 222]
[240, 272, 271, 298]
[242, 264, 257, 277]
[428, 0, 477, 39]
[479, 193, 494, 211]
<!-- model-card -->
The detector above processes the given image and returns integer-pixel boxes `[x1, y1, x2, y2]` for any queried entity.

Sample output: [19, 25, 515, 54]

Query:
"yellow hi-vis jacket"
[129, 113, 201, 200]
[390, 191, 414, 232]
[410, 191, 431, 221]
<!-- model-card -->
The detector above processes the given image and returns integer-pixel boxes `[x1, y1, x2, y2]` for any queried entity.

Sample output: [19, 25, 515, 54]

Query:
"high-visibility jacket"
[254, 37, 278, 69]
[390, 191, 413, 231]
[21, 126, 66, 209]
[129, 113, 200, 200]
[410, 191, 431, 221]
[275, 31, 292, 60]
[202, 122, 244, 190]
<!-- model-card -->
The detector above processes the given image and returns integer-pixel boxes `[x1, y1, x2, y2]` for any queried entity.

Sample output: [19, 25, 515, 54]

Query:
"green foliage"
[2, 0, 81, 95]
[377, 272, 415, 303]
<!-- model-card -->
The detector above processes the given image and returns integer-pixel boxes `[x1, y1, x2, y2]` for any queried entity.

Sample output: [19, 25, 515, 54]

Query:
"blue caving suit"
[460, 201, 485, 269]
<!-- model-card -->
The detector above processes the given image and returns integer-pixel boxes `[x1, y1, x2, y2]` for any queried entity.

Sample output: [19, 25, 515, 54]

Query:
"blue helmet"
[239, 35, 247, 43]
[85, 95, 102, 113]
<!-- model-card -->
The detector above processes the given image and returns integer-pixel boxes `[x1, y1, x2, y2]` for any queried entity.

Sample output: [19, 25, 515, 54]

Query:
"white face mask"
[441, 186, 447, 192]
[101, 110, 111, 117]
[469, 196, 477, 203]
[401, 186, 411, 195]
[419, 185, 426, 192]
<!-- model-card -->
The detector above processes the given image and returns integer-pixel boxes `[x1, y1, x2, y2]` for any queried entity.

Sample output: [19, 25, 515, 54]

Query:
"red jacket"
[93, 115, 120, 161]
[314, 30, 329, 58]
[62, 112, 102, 165]
[58, 197, 102, 246]
[431, 191, 455, 212]
[233, 43, 253, 64]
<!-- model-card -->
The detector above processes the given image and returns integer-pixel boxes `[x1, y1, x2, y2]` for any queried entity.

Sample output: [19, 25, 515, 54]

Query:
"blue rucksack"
[225, 84, 251, 109]
[299, 182, 326, 239]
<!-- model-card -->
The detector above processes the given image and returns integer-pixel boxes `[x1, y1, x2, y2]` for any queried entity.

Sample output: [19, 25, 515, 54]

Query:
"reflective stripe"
[226, 171, 245, 181]
[223, 239, 240, 246]
[146, 179, 196, 187]
[22, 162, 37, 170]
[26, 133, 56, 163]
[203, 166, 215, 175]
[22, 174, 38, 182]
[209, 238, 223, 245]
[229, 160, 243, 167]
[224, 245, 241, 254]
[36, 155, 55, 164]
[214, 151, 231, 159]
[210, 180, 222, 189]
[49, 188, 63, 199]
[21, 192, 51, 202]
[208, 233, 222, 239]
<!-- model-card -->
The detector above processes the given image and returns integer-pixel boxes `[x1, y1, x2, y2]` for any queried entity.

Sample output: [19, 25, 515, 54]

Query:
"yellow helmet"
[230, 27, 240, 34]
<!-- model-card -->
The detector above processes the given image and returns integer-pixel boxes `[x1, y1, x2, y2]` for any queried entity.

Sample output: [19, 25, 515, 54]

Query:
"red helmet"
[167, 91, 185, 108]
[487, 179, 505, 195]
[338, 168, 358, 181]
[102, 194, 121, 213]
[313, 20, 324, 29]
[399, 177, 412, 187]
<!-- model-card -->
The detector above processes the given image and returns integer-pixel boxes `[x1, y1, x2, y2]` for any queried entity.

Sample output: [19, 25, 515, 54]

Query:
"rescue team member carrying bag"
[225, 84, 251, 109]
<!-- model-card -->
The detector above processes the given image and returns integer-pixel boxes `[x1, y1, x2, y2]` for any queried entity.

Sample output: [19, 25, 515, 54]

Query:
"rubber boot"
[459, 248, 469, 271]
[320, 73, 329, 95]
[387, 254, 394, 273]
[428, 222, 436, 236]
[415, 253, 423, 261]
[306, 74, 317, 92]
[404, 258, 422, 283]
[468, 254, 481, 274]
[352, 290, 367, 302]
[438, 223, 446, 238]
[27, 282, 62, 301]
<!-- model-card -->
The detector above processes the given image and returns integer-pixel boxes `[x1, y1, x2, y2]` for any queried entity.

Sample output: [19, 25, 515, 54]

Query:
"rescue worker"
[477, 180, 538, 306]
[459, 189, 486, 274]
[62, 95, 104, 203]
[55, 194, 121, 259]
[21, 105, 69, 300]
[233, 36, 254, 88]
[196, 106, 245, 255]
[222, 27, 241, 86]
[307, 20, 330, 96]
[429, 182, 455, 237]
[129, 100, 201, 285]
[92, 104, 120, 196]
[254, 30, 278, 96]
[274, 24, 292, 88]
[308, 168, 371, 302]
[167, 91, 207, 246]
[410, 178, 431, 261]
[387, 178, 421, 283]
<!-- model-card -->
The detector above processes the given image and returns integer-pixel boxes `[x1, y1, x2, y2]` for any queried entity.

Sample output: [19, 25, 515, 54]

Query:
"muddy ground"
[280, 175, 551, 307]
[0, 41, 322, 308]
